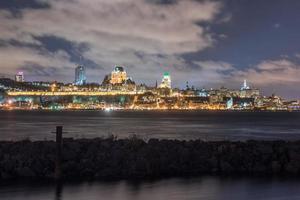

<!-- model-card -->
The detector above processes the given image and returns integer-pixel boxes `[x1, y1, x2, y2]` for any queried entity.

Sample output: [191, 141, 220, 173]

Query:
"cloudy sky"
[1, 0, 300, 99]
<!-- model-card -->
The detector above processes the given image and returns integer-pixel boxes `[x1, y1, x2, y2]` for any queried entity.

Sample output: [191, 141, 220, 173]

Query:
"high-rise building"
[159, 72, 171, 89]
[239, 80, 260, 98]
[15, 71, 24, 82]
[241, 79, 250, 90]
[74, 65, 86, 85]
[110, 65, 127, 84]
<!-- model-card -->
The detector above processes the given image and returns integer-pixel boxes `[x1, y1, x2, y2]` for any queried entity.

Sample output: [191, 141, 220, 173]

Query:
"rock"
[0, 139, 299, 180]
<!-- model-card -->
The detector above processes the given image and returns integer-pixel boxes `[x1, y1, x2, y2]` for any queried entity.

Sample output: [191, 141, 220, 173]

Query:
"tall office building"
[159, 72, 171, 89]
[239, 79, 260, 98]
[241, 79, 250, 90]
[15, 71, 24, 82]
[74, 65, 86, 85]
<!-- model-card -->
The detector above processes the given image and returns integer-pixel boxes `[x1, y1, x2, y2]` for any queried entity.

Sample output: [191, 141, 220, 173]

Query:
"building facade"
[110, 66, 127, 85]
[159, 72, 171, 89]
[75, 65, 86, 85]
[15, 72, 24, 82]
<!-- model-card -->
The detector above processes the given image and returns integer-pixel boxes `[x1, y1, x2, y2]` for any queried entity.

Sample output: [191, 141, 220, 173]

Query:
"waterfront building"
[110, 66, 127, 85]
[197, 89, 209, 97]
[30, 81, 51, 87]
[75, 65, 86, 85]
[15, 72, 24, 82]
[101, 66, 135, 92]
[239, 88, 260, 98]
[159, 72, 171, 89]
[227, 97, 233, 109]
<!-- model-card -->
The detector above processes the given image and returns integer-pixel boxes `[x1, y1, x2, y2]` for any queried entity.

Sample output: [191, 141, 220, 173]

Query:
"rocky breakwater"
[0, 138, 300, 180]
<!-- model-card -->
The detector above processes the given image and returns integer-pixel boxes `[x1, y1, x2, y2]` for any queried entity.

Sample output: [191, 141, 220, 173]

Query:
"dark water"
[1, 111, 300, 199]
[0, 110, 300, 141]
[1, 177, 300, 200]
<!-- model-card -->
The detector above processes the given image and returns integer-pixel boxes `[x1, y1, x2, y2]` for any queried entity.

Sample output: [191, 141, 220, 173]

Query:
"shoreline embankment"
[0, 138, 300, 180]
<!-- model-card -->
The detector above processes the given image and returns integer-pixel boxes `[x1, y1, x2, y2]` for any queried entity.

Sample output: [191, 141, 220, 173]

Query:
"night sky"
[1, 0, 300, 99]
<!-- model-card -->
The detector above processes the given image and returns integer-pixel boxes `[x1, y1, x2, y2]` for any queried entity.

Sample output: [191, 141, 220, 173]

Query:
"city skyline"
[4, 63, 298, 111]
[1, 0, 300, 98]
[10, 67, 257, 92]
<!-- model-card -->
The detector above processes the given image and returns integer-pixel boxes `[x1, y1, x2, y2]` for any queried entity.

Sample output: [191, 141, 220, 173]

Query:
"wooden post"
[55, 126, 63, 180]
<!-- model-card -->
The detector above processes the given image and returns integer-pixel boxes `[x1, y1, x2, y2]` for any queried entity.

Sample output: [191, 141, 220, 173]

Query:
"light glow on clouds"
[0, 0, 300, 98]
[0, 0, 223, 83]
[234, 59, 300, 85]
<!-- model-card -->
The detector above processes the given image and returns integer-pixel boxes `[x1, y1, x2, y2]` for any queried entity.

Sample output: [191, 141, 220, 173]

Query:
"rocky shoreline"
[0, 137, 300, 180]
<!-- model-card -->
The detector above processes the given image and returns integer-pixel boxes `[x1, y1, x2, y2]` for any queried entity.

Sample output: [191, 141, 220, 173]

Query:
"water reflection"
[1, 110, 300, 141]
[1, 177, 300, 200]
[55, 182, 63, 200]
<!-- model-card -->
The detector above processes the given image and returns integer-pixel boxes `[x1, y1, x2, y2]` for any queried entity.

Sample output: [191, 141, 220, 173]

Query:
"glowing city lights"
[0, 65, 299, 111]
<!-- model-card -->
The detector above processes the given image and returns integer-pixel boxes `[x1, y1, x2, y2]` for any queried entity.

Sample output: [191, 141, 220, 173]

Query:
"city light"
[0, 66, 299, 111]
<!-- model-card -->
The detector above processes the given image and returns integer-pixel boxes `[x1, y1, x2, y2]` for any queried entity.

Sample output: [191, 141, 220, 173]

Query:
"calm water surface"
[1, 177, 300, 200]
[0, 110, 300, 141]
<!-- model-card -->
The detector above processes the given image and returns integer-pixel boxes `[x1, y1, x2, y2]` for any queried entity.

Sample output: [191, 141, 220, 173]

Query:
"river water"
[1, 177, 300, 200]
[0, 110, 300, 141]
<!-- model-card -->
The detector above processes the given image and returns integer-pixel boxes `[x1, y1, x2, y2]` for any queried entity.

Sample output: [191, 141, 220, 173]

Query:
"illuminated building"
[31, 81, 51, 87]
[241, 79, 250, 90]
[110, 66, 127, 84]
[0, 69, 296, 111]
[239, 80, 260, 98]
[227, 97, 233, 109]
[75, 65, 86, 85]
[15, 72, 24, 82]
[159, 72, 171, 89]
[197, 89, 209, 97]
[101, 66, 135, 92]
[0, 90, 4, 103]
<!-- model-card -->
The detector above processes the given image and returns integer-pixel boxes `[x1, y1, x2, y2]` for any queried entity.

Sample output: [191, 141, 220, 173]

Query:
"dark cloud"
[0, 39, 8, 47]
[0, 38, 40, 49]
[0, 0, 50, 17]
[185, 0, 300, 70]
[0, 0, 49, 9]
[20, 62, 58, 77]
[146, 0, 177, 5]
[34, 35, 100, 69]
